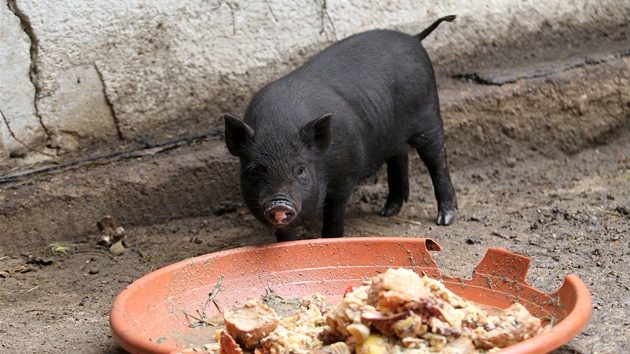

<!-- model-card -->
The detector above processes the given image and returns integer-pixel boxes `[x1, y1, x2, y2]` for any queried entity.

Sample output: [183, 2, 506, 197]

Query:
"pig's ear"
[300, 113, 332, 153]
[223, 114, 254, 157]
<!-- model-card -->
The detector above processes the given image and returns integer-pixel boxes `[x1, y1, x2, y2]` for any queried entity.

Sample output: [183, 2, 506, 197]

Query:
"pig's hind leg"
[409, 128, 457, 225]
[380, 152, 410, 217]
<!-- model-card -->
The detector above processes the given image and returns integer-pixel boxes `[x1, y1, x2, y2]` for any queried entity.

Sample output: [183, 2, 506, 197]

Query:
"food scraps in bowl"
[190, 268, 545, 354]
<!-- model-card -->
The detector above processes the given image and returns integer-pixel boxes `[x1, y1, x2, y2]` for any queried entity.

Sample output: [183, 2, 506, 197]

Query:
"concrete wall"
[1, 0, 628, 169]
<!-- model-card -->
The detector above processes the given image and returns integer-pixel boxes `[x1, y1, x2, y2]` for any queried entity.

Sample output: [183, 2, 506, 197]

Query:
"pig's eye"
[295, 165, 306, 177]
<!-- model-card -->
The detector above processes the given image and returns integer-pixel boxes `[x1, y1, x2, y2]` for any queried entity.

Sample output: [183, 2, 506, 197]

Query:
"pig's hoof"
[436, 210, 455, 225]
[380, 203, 402, 217]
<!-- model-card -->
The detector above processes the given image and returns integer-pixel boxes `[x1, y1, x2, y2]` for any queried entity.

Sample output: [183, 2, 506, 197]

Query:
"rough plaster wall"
[44, 64, 120, 151]
[1, 0, 629, 168]
[0, 2, 50, 163]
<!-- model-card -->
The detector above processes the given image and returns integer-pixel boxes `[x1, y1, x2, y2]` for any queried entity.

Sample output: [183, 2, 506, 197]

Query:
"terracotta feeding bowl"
[109, 237, 591, 354]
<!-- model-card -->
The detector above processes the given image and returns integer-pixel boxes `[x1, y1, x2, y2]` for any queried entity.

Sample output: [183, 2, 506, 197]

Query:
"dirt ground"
[0, 125, 627, 353]
[1, 23, 629, 353]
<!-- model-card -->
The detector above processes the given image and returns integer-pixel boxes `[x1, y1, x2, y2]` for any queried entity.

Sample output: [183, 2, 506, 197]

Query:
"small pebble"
[89, 267, 100, 275]
[506, 157, 517, 167]
[466, 236, 481, 245]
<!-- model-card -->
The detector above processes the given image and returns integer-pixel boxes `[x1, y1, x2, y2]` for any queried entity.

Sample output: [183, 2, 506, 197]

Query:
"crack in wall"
[6, 0, 52, 138]
[94, 63, 124, 140]
[317, 0, 337, 42]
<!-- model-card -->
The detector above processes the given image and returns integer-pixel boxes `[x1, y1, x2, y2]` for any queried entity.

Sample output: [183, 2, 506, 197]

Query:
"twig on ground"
[391, 216, 423, 227]
[490, 230, 509, 240]
[542, 221, 557, 232]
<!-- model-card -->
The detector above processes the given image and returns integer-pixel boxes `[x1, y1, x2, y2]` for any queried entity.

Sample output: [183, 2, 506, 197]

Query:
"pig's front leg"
[320, 187, 353, 238]
[380, 152, 410, 217]
[275, 227, 300, 242]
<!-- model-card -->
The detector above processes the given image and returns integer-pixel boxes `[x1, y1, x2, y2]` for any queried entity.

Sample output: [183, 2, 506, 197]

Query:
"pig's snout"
[264, 200, 297, 226]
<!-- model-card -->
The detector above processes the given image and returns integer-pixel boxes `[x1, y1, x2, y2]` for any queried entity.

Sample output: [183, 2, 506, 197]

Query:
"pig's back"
[306, 30, 438, 173]
[246, 29, 438, 179]
[299, 29, 436, 117]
